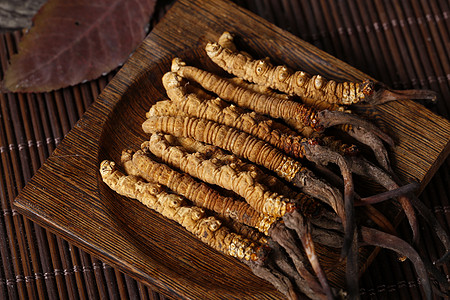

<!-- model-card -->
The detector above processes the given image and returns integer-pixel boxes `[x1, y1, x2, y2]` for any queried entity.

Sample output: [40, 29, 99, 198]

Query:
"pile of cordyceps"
[100, 32, 449, 299]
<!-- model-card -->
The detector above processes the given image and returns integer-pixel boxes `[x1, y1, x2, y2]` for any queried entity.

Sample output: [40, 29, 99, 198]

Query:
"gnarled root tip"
[346, 126, 392, 172]
[370, 88, 438, 105]
[316, 110, 394, 146]
[360, 226, 433, 300]
[268, 224, 327, 299]
[281, 211, 335, 299]
[244, 259, 299, 300]
[356, 180, 420, 205]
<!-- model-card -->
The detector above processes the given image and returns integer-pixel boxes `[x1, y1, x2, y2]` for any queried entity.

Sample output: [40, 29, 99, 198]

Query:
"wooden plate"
[14, 0, 450, 299]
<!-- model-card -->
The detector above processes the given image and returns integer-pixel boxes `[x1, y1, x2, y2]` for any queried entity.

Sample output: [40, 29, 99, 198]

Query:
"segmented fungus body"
[142, 134, 333, 298]
[146, 133, 290, 218]
[207, 40, 370, 106]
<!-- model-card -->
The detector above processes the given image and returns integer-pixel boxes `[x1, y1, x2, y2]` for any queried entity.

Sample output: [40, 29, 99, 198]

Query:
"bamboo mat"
[0, 0, 449, 299]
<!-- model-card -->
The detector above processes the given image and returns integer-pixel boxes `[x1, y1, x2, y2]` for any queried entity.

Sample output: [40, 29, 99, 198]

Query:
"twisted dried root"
[163, 135, 309, 204]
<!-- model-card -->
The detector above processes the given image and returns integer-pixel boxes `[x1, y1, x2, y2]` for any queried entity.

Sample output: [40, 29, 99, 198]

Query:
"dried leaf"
[2, 0, 157, 93]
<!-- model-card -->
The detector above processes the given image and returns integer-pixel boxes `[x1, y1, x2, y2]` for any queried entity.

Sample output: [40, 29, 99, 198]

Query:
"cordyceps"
[99, 31, 450, 300]
[171, 57, 394, 173]
[152, 72, 423, 236]
[99, 160, 269, 261]
[132, 135, 334, 299]
[169, 58, 428, 249]
[120, 148, 276, 234]
[205, 32, 450, 264]
[164, 135, 401, 240]
[99, 160, 310, 299]
[155, 71, 414, 207]
[142, 116, 446, 299]
[100, 157, 441, 300]
[142, 115, 348, 227]
[209, 31, 437, 108]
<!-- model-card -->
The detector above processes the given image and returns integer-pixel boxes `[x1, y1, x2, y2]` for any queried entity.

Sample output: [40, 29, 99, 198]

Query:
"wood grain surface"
[12, 0, 450, 299]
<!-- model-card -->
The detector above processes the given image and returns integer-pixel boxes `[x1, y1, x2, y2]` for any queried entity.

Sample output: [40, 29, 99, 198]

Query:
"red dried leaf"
[2, 0, 156, 93]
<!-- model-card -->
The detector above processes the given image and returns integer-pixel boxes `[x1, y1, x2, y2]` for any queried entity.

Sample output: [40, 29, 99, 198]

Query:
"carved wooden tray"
[14, 0, 450, 299]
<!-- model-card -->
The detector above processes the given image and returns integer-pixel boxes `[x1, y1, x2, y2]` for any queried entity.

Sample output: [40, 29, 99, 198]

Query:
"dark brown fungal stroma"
[100, 32, 450, 300]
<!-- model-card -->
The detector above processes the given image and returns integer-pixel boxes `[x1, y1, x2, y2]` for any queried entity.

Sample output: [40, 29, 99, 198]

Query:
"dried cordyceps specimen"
[158, 72, 356, 208]
[99, 160, 265, 262]
[146, 133, 290, 218]
[163, 135, 378, 239]
[142, 114, 373, 280]
[168, 61, 425, 247]
[120, 148, 276, 234]
[209, 31, 437, 107]
[163, 135, 302, 200]
[142, 115, 346, 222]
[98, 31, 450, 299]
[100, 160, 326, 299]
[144, 133, 336, 298]
[163, 135, 386, 237]
[122, 144, 337, 298]
[101, 159, 439, 299]
[158, 72, 359, 157]
[158, 72, 352, 169]
[171, 58, 394, 172]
